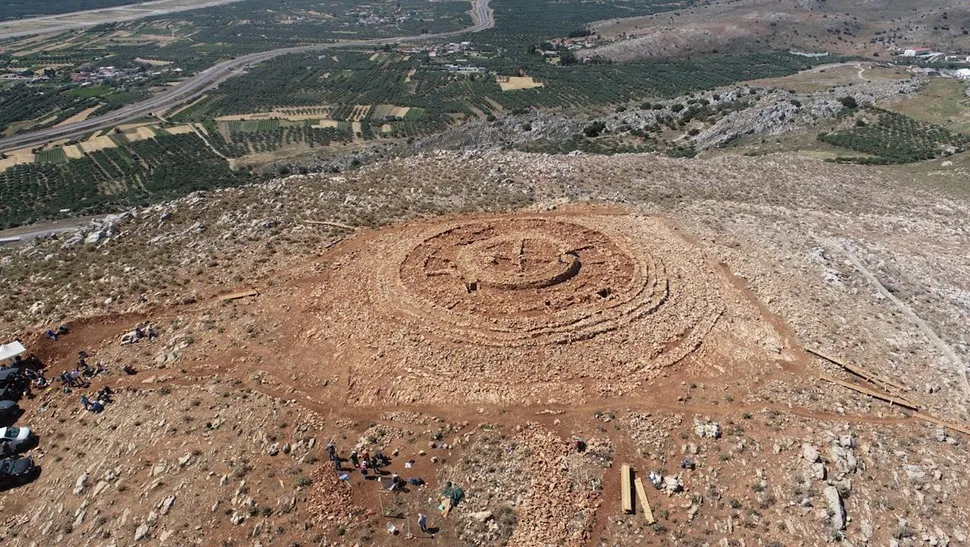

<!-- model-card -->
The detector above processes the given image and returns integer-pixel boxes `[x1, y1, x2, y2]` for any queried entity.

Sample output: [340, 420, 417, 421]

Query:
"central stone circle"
[456, 232, 580, 291]
[398, 217, 642, 323]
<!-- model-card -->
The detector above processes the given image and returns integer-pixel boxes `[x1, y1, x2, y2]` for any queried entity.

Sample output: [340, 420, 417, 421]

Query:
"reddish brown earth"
[2, 151, 969, 545]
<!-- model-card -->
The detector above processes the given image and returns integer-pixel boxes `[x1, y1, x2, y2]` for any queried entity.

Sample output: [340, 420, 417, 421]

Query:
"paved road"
[0, 0, 494, 154]
[0, 215, 103, 243]
[0, 0, 244, 40]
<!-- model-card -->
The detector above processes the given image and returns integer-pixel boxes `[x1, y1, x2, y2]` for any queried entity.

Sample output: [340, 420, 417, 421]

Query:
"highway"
[0, 0, 494, 154]
[0, 0, 245, 41]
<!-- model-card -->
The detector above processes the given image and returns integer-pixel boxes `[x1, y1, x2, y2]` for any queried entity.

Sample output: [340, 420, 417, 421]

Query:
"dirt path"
[188, 123, 227, 159]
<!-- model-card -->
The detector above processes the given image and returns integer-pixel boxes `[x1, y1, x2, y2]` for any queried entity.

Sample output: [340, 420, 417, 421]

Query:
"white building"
[903, 47, 931, 57]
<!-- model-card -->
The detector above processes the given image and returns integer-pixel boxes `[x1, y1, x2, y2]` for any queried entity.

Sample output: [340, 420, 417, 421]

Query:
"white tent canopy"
[0, 341, 26, 362]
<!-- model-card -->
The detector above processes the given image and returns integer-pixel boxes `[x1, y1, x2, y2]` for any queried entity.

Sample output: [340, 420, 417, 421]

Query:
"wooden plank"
[217, 289, 259, 302]
[620, 464, 633, 514]
[819, 374, 920, 411]
[807, 347, 911, 392]
[915, 414, 970, 437]
[634, 476, 655, 524]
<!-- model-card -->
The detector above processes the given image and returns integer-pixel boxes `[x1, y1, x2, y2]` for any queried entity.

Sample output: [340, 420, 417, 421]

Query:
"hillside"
[583, 0, 970, 61]
[0, 149, 968, 545]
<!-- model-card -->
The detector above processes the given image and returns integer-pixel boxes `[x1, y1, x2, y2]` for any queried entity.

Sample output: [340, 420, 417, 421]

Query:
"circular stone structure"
[455, 231, 581, 291]
[378, 216, 714, 349]
[399, 218, 644, 331]
[314, 212, 730, 405]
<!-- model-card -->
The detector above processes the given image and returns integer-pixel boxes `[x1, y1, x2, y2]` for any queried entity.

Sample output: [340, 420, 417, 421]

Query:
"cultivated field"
[497, 75, 544, 91]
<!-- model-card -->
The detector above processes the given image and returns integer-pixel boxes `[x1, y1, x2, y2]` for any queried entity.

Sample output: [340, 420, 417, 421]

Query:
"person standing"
[418, 513, 430, 536]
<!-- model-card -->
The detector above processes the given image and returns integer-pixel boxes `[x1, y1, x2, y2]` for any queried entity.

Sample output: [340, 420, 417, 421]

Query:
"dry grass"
[0, 148, 34, 170]
[371, 104, 410, 118]
[116, 121, 155, 131]
[747, 64, 866, 93]
[79, 135, 117, 153]
[882, 78, 970, 133]
[165, 124, 197, 135]
[63, 144, 84, 159]
[55, 106, 100, 127]
[133, 126, 156, 140]
[498, 76, 544, 91]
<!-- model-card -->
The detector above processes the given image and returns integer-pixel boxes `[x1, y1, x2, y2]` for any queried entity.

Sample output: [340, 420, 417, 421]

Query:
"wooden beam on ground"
[819, 373, 920, 411]
[807, 347, 911, 392]
[915, 413, 970, 437]
[217, 289, 259, 302]
[620, 464, 633, 514]
[633, 476, 655, 524]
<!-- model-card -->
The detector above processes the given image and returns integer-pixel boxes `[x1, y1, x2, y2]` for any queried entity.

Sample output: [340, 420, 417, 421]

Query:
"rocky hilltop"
[0, 149, 968, 545]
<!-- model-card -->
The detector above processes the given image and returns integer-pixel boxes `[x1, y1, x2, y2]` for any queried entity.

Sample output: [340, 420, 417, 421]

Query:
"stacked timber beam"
[619, 464, 655, 524]
[634, 475, 656, 525]
[620, 464, 633, 514]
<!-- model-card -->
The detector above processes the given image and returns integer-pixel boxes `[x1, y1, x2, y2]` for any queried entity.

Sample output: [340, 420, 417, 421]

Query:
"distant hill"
[582, 0, 970, 61]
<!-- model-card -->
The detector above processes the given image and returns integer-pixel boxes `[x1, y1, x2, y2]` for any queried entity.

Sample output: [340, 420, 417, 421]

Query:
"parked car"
[0, 400, 19, 422]
[0, 368, 25, 388]
[0, 456, 37, 488]
[0, 427, 34, 456]
[0, 385, 20, 401]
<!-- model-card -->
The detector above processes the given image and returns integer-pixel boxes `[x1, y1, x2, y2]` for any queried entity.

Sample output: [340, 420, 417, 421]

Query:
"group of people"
[43, 325, 69, 341]
[80, 386, 113, 413]
[351, 447, 392, 477]
[60, 351, 111, 391]
[324, 441, 444, 538]
[121, 324, 158, 345]
[326, 441, 396, 478]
